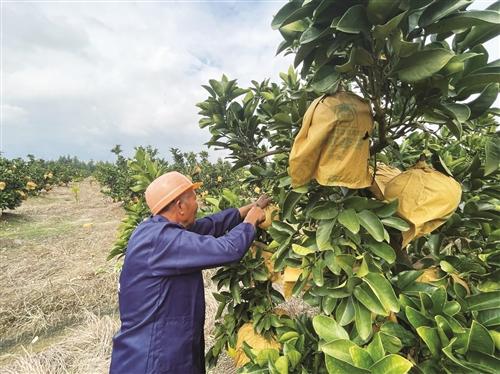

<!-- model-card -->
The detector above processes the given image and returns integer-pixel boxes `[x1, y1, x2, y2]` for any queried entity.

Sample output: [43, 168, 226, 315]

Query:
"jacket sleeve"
[188, 208, 242, 237]
[149, 222, 255, 276]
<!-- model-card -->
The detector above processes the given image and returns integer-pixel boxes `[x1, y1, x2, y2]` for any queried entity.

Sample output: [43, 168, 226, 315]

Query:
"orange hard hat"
[145, 171, 202, 215]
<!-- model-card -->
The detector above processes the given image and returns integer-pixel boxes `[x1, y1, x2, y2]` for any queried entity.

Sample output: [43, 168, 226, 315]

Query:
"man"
[110, 171, 268, 374]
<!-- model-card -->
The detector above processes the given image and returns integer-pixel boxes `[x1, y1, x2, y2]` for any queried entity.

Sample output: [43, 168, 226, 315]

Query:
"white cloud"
[2, 1, 293, 160]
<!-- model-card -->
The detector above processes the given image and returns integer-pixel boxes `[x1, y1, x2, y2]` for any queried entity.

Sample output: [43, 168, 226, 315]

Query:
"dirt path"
[0, 179, 237, 373]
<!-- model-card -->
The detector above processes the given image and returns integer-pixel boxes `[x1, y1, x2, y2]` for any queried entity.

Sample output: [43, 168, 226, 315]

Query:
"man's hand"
[255, 194, 271, 209]
[243, 206, 265, 226]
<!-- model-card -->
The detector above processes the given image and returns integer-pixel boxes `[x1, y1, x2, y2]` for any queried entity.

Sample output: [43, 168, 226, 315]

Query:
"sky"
[1, 0, 498, 162]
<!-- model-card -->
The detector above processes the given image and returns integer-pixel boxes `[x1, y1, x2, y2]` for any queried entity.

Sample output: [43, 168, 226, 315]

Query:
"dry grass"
[1, 311, 119, 374]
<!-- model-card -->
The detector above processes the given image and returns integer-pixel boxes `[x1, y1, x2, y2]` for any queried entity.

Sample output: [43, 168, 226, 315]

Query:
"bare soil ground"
[0, 179, 239, 373]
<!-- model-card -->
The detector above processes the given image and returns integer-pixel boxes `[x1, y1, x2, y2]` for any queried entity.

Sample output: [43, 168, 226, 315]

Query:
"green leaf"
[477, 308, 500, 327]
[274, 356, 289, 374]
[308, 202, 339, 220]
[405, 306, 432, 329]
[344, 197, 385, 211]
[338, 209, 360, 234]
[485, 137, 500, 176]
[336, 297, 355, 326]
[466, 291, 500, 311]
[354, 298, 372, 341]
[256, 348, 280, 367]
[441, 102, 471, 122]
[425, 10, 500, 34]
[363, 273, 400, 313]
[365, 242, 396, 264]
[353, 283, 388, 316]
[271, 1, 302, 29]
[367, 333, 385, 362]
[466, 351, 500, 373]
[416, 326, 441, 356]
[313, 315, 349, 342]
[381, 217, 410, 231]
[336, 5, 368, 34]
[325, 355, 370, 374]
[467, 320, 495, 355]
[380, 322, 418, 347]
[300, 25, 323, 44]
[369, 354, 413, 374]
[292, 244, 315, 256]
[313, 260, 325, 287]
[349, 346, 374, 369]
[374, 200, 398, 218]
[456, 1, 500, 51]
[373, 11, 407, 43]
[379, 332, 403, 354]
[282, 191, 302, 221]
[418, 0, 473, 27]
[358, 210, 385, 242]
[317, 219, 336, 250]
[311, 65, 340, 92]
[392, 49, 455, 82]
[336, 47, 374, 73]
[322, 339, 357, 364]
[468, 83, 499, 119]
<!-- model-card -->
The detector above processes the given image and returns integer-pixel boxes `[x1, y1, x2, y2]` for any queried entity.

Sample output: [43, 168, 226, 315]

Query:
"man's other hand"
[244, 206, 265, 226]
[255, 194, 271, 209]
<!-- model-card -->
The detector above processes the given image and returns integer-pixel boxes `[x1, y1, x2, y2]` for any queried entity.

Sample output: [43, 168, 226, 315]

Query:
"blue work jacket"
[110, 208, 255, 374]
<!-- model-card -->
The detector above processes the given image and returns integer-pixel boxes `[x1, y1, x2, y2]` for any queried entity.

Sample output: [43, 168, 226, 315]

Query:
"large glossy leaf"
[367, 333, 385, 362]
[393, 49, 455, 82]
[380, 322, 418, 347]
[336, 47, 374, 73]
[381, 217, 410, 231]
[311, 65, 340, 92]
[336, 297, 355, 326]
[354, 298, 372, 341]
[308, 202, 339, 220]
[485, 137, 500, 176]
[353, 283, 388, 315]
[468, 83, 499, 119]
[373, 11, 407, 43]
[416, 326, 441, 356]
[358, 210, 385, 242]
[325, 355, 370, 374]
[338, 209, 360, 234]
[317, 219, 336, 250]
[274, 356, 289, 374]
[282, 191, 302, 221]
[363, 273, 400, 313]
[374, 200, 398, 218]
[322, 339, 356, 363]
[300, 25, 323, 44]
[477, 308, 500, 327]
[271, 0, 303, 29]
[313, 315, 349, 342]
[466, 351, 500, 373]
[425, 10, 500, 34]
[418, 0, 473, 27]
[369, 354, 413, 374]
[456, 1, 500, 51]
[466, 291, 500, 311]
[292, 244, 315, 256]
[365, 242, 396, 264]
[467, 320, 495, 355]
[405, 306, 432, 329]
[349, 346, 373, 369]
[336, 5, 368, 34]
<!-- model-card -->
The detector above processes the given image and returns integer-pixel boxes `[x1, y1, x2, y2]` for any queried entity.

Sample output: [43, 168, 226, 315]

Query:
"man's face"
[182, 189, 198, 227]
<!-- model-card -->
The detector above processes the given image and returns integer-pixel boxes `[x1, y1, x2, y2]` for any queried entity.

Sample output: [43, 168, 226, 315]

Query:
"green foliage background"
[196, 1, 500, 373]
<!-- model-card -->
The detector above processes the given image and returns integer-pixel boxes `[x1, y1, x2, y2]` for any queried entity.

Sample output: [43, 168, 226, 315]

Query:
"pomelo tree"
[197, 1, 500, 373]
